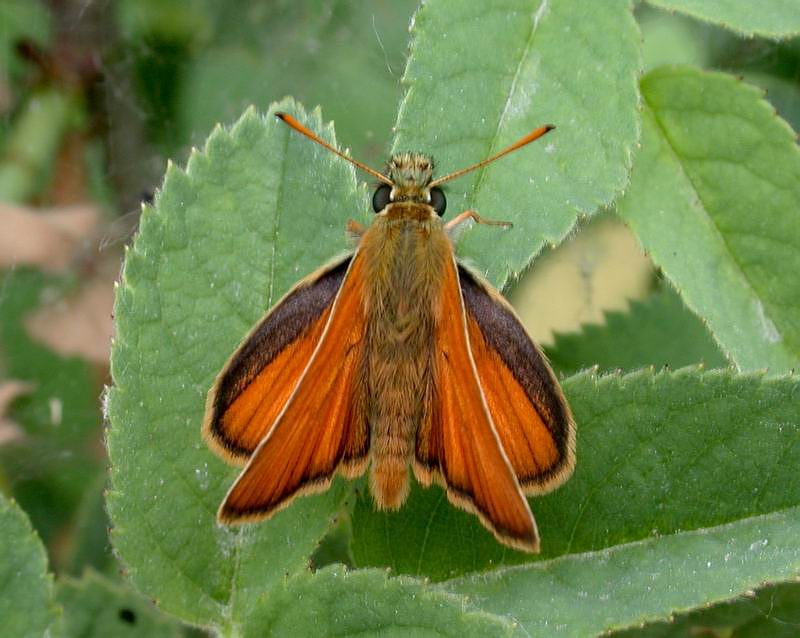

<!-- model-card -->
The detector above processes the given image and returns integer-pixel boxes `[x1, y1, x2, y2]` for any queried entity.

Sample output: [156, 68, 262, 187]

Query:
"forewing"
[415, 255, 539, 553]
[218, 251, 369, 522]
[458, 264, 575, 494]
[203, 255, 351, 464]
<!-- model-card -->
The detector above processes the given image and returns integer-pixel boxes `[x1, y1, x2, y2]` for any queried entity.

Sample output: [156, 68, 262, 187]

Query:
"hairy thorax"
[359, 203, 449, 508]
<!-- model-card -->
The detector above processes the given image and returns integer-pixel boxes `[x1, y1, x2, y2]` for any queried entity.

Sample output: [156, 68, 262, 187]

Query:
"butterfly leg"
[347, 218, 367, 240]
[445, 210, 512, 241]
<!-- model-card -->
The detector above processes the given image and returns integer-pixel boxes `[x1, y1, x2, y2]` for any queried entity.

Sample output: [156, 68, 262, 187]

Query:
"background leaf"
[0, 492, 59, 638]
[544, 284, 729, 376]
[0, 0, 49, 90]
[0, 269, 104, 552]
[352, 370, 800, 581]
[645, 0, 800, 39]
[394, 0, 641, 287]
[56, 570, 182, 638]
[105, 100, 366, 630]
[616, 66, 800, 373]
[63, 473, 115, 575]
[243, 566, 517, 637]
[178, 1, 419, 164]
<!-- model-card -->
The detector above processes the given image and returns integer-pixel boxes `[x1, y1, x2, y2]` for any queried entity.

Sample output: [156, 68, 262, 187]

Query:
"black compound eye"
[429, 187, 446, 216]
[372, 184, 392, 212]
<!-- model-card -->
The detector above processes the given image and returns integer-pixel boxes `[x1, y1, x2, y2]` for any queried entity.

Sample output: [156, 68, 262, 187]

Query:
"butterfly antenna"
[275, 112, 393, 185]
[429, 125, 555, 187]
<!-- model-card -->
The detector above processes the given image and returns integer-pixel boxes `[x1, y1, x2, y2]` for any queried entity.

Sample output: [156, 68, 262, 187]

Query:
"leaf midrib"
[266, 126, 292, 308]
[219, 126, 295, 626]
[466, 0, 549, 216]
[642, 95, 787, 361]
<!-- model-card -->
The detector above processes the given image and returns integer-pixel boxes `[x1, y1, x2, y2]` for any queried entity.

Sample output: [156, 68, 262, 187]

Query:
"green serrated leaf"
[447, 506, 800, 637]
[57, 570, 182, 638]
[394, 0, 641, 287]
[744, 70, 800, 135]
[0, 493, 59, 638]
[645, 0, 800, 39]
[609, 580, 800, 638]
[243, 566, 517, 637]
[616, 66, 800, 373]
[544, 285, 729, 376]
[106, 99, 368, 629]
[352, 370, 800, 581]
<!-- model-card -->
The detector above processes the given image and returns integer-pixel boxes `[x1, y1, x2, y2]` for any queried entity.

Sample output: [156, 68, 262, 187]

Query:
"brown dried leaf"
[24, 254, 117, 367]
[0, 203, 99, 271]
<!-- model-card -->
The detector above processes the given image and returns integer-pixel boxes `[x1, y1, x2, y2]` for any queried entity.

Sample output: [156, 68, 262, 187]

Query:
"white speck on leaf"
[749, 539, 768, 551]
[195, 463, 209, 490]
[754, 299, 781, 344]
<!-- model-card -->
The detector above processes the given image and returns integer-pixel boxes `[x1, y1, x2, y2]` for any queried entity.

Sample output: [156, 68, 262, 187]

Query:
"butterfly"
[202, 112, 575, 552]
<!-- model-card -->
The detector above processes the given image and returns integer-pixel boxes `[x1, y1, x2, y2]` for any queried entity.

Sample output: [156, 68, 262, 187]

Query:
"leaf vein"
[643, 102, 787, 356]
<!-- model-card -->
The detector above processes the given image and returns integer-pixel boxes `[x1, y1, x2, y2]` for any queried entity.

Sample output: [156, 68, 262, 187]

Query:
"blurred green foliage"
[0, 270, 104, 555]
[114, 0, 418, 162]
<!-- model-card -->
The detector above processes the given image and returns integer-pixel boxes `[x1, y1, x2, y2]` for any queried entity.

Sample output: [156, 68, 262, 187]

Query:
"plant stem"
[0, 88, 81, 204]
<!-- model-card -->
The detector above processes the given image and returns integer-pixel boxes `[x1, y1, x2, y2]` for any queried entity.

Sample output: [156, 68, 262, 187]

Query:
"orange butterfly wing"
[203, 256, 351, 464]
[458, 265, 575, 493]
[415, 255, 539, 552]
[213, 253, 369, 522]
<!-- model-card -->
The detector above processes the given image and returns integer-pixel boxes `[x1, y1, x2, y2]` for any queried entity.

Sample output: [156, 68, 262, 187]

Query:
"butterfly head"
[372, 153, 446, 216]
[273, 112, 554, 222]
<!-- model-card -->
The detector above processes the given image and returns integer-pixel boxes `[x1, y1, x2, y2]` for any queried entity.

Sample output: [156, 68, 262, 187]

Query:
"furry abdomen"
[359, 206, 448, 509]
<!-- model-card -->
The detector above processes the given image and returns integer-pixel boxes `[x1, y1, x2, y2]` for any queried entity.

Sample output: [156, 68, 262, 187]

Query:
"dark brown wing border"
[457, 263, 576, 491]
[204, 254, 352, 461]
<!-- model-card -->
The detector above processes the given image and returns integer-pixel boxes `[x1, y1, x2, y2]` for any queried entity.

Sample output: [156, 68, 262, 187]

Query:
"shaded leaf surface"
[743, 70, 800, 135]
[617, 67, 800, 373]
[544, 284, 729, 376]
[57, 570, 182, 638]
[610, 581, 800, 638]
[646, 0, 800, 39]
[394, 0, 641, 287]
[0, 493, 58, 638]
[64, 473, 114, 575]
[243, 566, 516, 638]
[106, 101, 366, 628]
[352, 370, 800, 581]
